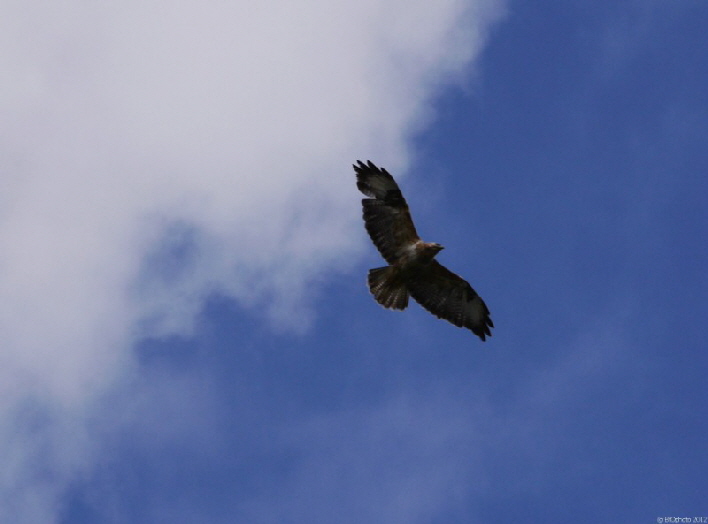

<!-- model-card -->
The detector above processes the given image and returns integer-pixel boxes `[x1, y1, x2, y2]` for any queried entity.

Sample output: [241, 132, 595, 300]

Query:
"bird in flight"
[354, 160, 493, 340]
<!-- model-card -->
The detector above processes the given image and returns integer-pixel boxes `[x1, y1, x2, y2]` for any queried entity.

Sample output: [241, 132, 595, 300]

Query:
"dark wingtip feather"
[473, 325, 491, 342]
[354, 160, 386, 199]
[353, 160, 399, 200]
[353, 159, 384, 172]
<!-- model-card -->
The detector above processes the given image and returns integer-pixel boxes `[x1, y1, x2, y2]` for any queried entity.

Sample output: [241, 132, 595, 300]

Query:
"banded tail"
[367, 266, 409, 310]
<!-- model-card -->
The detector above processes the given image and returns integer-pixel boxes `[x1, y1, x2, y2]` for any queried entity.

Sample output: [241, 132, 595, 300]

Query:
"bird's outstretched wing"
[407, 261, 494, 341]
[354, 160, 419, 265]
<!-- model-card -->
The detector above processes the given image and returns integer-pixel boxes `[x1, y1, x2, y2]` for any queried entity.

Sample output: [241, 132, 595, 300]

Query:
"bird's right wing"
[354, 160, 419, 265]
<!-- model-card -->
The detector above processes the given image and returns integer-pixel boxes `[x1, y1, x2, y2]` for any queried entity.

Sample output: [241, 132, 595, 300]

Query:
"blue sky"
[1, 1, 707, 523]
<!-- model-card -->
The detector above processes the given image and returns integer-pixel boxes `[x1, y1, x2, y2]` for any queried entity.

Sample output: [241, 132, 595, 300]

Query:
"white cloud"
[0, 0, 505, 522]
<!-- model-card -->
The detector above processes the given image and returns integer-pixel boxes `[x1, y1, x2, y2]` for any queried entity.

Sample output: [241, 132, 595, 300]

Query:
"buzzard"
[354, 160, 493, 340]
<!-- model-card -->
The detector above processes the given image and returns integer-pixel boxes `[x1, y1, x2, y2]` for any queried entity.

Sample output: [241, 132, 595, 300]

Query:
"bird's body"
[354, 160, 493, 341]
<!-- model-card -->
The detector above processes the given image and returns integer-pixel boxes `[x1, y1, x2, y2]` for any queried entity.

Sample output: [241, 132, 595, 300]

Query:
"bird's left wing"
[354, 160, 420, 265]
[407, 261, 493, 341]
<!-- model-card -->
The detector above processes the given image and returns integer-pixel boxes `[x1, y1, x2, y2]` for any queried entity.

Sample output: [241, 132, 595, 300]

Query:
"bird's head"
[419, 242, 444, 261]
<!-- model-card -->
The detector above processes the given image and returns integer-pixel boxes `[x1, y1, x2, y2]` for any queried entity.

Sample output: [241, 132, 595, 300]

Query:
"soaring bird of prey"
[354, 160, 493, 341]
